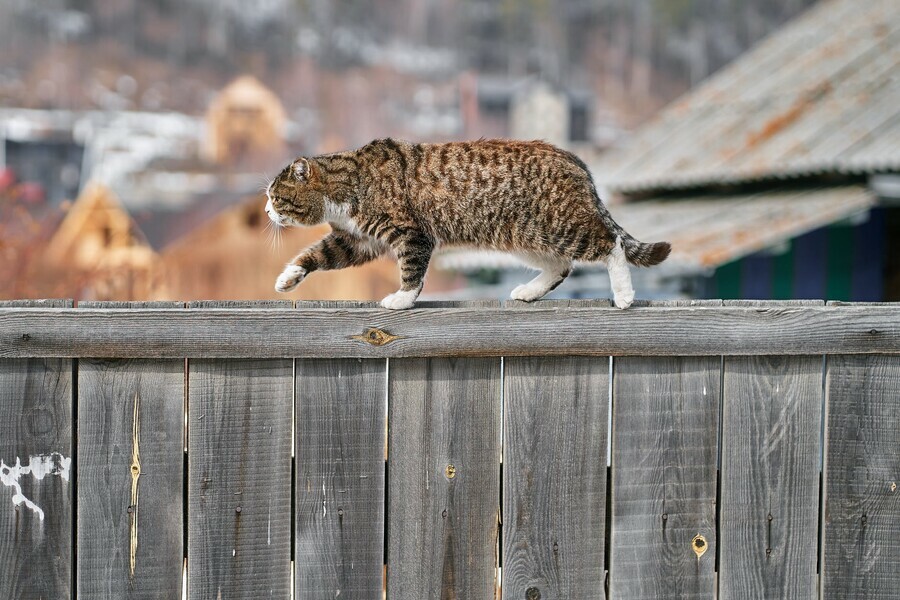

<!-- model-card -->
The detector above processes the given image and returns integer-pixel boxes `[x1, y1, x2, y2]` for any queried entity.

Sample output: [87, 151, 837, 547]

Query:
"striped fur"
[266, 138, 670, 308]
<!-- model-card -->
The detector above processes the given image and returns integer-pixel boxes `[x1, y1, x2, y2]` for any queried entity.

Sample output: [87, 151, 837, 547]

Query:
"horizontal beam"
[1, 304, 899, 358]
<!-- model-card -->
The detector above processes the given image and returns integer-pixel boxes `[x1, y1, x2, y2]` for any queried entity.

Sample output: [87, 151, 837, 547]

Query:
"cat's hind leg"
[605, 236, 635, 309]
[510, 253, 572, 302]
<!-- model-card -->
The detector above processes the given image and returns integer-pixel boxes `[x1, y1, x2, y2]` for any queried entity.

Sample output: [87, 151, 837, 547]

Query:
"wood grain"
[0, 299, 73, 599]
[76, 301, 184, 599]
[503, 356, 608, 600]
[387, 356, 501, 599]
[187, 300, 293, 599]
[295, 358, 387, 600]
[610, 355, 719, 600]
[720, 356, 822, 599]
[3, 303, 900, 358]
[824, 354, 900, 599]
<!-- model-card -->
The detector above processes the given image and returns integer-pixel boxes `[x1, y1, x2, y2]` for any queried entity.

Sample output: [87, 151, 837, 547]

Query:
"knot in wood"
[21, 333, 30, 341]
[525, 587, 541, 600]
[691, 534, 708, 558]
[351, 327, 400, 347]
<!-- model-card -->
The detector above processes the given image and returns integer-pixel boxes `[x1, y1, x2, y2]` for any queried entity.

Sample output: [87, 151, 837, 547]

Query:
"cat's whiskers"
[266, 220, 285, 252]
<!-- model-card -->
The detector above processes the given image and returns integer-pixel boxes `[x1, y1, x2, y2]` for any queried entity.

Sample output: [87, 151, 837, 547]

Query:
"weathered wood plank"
[187, 301, 293, 599]
[824, 354, 900, 599]
[76, 301, 184, 599]
[610, 355, 719, 599]
[295, 358, 386, 599]
[503, 355, 608, 600]
[720, 355, 822, 599]
[0, 299, 73, 600]
[3, 304, 900, 358]
[387, 356, 501, 599]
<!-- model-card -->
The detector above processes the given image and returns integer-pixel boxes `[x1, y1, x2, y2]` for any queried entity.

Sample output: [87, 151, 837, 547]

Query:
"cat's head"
[265, 158, 326, 226]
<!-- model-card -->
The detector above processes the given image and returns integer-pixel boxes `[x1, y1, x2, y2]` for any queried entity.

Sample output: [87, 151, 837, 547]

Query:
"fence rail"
[0, 299, 898, 599]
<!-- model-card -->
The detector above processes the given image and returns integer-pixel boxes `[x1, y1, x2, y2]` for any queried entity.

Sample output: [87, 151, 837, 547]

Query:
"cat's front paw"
[510, 282, 547, 302]
[614, 289, 635, 309]
[275, 265, 307, 293]
[380, 289, 418, 310]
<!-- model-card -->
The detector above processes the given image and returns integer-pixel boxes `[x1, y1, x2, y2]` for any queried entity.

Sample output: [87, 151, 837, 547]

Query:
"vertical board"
[610, 355, 719, 600]
[387, 356, 501, 599]
[503, 356, 608, 600]
[824, 354, 900, 599]
[720, 355, 822, 599]
[188, 301, 293, 599]
[77, 301, 184, 598]
[295, 357, 386, 599]
[0, 299, 73, 600]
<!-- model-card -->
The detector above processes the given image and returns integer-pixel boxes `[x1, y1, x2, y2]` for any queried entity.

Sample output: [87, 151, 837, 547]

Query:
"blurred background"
[1, 0, 897, 303]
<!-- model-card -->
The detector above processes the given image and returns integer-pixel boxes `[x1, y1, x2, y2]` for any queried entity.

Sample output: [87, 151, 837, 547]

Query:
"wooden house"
[39, 181, 160, 300]
[203, 75, 287, 166]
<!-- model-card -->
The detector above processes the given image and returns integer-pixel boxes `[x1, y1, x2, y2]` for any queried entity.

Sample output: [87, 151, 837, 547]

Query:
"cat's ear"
[292, 158, 310, 182]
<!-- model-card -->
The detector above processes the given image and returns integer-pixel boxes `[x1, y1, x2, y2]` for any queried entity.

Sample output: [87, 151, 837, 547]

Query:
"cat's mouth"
[264, 194, 289, 227]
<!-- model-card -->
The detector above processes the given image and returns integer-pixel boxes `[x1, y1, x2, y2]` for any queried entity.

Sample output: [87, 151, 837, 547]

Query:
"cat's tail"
[622, 235, 671, 267]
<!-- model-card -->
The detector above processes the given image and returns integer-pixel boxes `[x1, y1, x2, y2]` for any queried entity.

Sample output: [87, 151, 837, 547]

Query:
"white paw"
[380, 289, 418, 310]
[510, 282, 548, 302]
[614, 289, 635, 309]
[275, 265, 306, 293]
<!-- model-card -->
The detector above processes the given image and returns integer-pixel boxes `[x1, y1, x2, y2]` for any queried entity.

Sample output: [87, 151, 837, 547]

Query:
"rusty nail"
[445, 464, 457, 479]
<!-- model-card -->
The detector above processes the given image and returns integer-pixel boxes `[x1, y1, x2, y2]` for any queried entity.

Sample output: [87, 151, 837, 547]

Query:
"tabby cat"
[265, 138, 670, 309]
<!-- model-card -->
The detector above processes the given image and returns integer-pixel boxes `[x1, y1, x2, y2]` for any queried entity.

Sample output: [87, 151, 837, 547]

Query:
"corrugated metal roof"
[597, 0, 900, 193]
[435, 186, 876, 272]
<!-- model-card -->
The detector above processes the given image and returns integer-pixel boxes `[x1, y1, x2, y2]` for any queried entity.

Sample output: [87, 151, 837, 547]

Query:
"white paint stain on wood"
[0, 452, 71, 521]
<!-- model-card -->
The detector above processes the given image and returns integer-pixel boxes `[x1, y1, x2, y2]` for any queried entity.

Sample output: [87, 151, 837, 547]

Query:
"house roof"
[597, 0, 900, 194]
[435, 186, 876, 273]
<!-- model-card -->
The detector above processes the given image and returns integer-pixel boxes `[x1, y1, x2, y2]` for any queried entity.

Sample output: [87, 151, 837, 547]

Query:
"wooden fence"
[0, 298, 898, 599]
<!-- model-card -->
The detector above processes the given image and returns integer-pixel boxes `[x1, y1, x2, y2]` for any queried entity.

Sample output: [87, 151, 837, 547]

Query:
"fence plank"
[824, 354, 900, 599]
[5, 304, 900, 358]
[503, 356, 608, 600]
[295, 358, 386, 599]
[720, 356, 822, 599]
[610, 356, 719, 600]
[0, 299, 73, 600]
[76, 301, 184, 599]
[387, 356, 501, 599]
[188, 301, 293, 599]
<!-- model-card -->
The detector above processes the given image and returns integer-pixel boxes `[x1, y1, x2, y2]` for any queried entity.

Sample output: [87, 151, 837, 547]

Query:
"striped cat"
[265, 138, 670, 309]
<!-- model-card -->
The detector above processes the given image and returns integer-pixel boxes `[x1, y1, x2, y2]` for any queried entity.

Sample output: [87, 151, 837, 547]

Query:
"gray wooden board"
[295, 358, 387, 599]
[4, 304, 900, 358]
[0, 299, 73, 599]
[610, 356, 719, 600]
[76, 301, 184, 599]
[503, 356, 608, 600]
[720, 356, 822, 599]
[387, 356, 501, 599]
[824, 354, 900, 599]
[187, 300, 293, 599]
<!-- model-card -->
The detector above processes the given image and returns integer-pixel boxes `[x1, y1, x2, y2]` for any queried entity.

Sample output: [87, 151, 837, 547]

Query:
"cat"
[265, 138, 670, 309]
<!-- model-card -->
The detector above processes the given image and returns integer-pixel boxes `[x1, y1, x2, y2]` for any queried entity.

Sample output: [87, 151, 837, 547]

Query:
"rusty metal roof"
[598, 0, 900, 194]
[435, 186, 875, 272]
